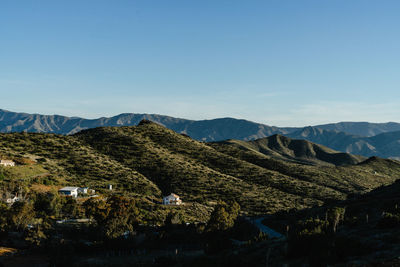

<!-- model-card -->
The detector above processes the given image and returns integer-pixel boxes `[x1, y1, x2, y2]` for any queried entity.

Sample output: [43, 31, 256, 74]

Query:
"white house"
[0, 160, 15, 167]
[58, 187, 79, 198]
[163, 193, 182, 205]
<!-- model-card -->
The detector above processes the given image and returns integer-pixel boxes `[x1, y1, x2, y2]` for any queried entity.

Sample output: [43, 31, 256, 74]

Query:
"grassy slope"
[76, 123, 317, 214]
[213, 134, 365, 166]
[1, 121, 400, 215]
[0, 132, 160, 196]
[209, 136, 400, 196]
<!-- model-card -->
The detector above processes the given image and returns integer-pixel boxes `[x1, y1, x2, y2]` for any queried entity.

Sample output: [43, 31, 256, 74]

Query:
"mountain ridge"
[3, 109, 400, 138]
[3, 109, 400, 158]
[0, 109, 294, 139]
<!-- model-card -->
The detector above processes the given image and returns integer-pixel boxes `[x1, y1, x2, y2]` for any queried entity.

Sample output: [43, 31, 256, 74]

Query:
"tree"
[34, 191, 63, 218]
[207, 201, 240, 231]
[62, 197, 79, 218]
[10, 201, 35, 230]
[84, 197, 110, 224]
[326, 207, 345, 233]
[84, 195, 140, 239]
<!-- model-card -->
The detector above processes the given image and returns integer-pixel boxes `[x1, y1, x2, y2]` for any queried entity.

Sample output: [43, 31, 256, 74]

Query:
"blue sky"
[1, 0, 400, 126]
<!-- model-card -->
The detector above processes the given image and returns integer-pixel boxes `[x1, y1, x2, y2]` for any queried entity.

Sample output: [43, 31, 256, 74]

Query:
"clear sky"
[1, 0, 400, 126]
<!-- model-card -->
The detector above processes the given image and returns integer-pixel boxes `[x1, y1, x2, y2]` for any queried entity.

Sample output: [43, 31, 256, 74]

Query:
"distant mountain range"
[314, 122, 400, 137]
[1, 108, 400, 158]
[0, 109, 292, 139]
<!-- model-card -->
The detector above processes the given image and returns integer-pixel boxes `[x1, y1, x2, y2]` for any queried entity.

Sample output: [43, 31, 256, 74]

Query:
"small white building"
[58, 187, 79, 198]
[163, 193, 182, 205]
[0, 160, 15, 167]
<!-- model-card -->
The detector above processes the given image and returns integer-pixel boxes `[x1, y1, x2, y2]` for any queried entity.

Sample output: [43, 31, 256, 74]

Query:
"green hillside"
[1, 121, 400, 215]
[212, 134, 365, 166]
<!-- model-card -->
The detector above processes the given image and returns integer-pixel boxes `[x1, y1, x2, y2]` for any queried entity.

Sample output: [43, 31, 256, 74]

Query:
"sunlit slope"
[0, 132, 160, 196]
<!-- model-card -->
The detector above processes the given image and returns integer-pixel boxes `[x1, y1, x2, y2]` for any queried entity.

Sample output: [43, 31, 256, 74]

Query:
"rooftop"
[59, 187, 79, 191]
[165, 193, 180, 198]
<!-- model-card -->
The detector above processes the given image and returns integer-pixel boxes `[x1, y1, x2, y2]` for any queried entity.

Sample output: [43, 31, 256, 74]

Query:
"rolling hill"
[211, 134, 365, 166]
[1, 120, 400, 216]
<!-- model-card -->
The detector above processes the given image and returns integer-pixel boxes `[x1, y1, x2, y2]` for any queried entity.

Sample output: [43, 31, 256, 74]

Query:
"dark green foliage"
[207, 201, 240, 232]
[9, 201, 35, 230]
[83, 195, 140, 240]
[0, 202, 9, 233]
[33, 192, 64, 217]
[0, 169, 5, 181]
[62, 197, 80, 218]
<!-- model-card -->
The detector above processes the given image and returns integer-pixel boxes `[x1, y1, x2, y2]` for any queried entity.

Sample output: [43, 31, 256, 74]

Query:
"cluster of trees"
[0, 191, 145, 246]
[287, 206, 372, 264]
[84, 195, 140, 239]
[0, 187, 254, 264]
[0, 191, 83, 246]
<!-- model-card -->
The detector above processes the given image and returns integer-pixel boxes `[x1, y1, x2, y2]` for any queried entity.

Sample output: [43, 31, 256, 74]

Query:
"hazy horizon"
[1, 1, 400, 126]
